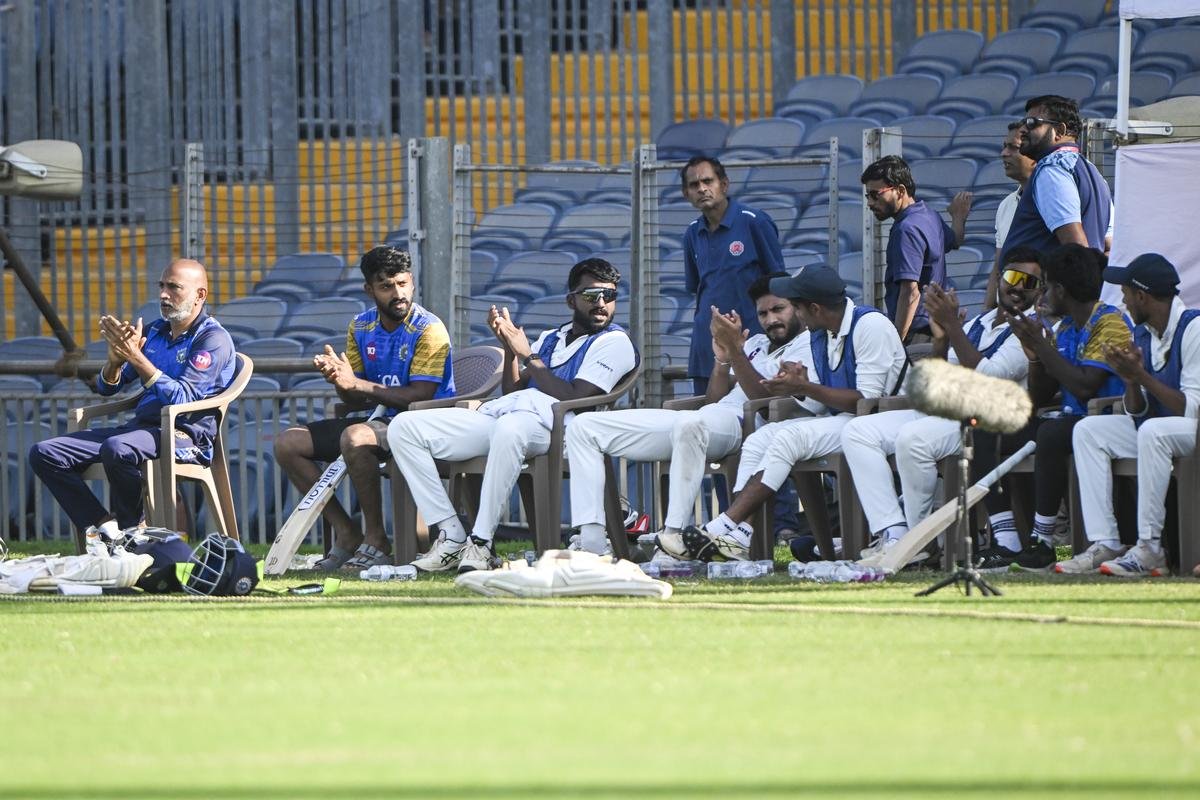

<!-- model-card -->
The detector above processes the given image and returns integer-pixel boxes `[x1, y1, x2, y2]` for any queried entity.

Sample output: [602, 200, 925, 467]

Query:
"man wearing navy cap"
[1069, 253, 1200, 576]
[660, 263, 907, 561]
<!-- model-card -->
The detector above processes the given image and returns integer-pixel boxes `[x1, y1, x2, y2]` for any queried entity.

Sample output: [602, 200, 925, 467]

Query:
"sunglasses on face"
[1001, 269, 1040, 289]
[571, 287, 618, 304]
[865, 185, 897, 202]
[1018, 116, 1062, 130]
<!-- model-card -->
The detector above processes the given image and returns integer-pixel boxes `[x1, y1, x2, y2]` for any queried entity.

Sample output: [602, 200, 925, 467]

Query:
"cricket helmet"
[182, 533, 259, 597]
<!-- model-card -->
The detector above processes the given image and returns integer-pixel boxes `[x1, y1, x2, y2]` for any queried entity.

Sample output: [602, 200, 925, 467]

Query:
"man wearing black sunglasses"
[1001, 95, 1112, 265]
[844, 246, 1044, 569]
[388, 258, 637, 571]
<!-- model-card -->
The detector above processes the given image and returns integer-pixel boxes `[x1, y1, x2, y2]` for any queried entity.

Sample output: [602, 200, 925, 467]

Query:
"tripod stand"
[916, 421, 1001, 597]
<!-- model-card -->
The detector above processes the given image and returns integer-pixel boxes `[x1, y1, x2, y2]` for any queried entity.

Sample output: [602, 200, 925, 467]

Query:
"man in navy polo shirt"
[681, 155, 785, 395]
[1000, 94, 1111, 262]
[862, 155, 971, 344]
[29, 258, 236, 556]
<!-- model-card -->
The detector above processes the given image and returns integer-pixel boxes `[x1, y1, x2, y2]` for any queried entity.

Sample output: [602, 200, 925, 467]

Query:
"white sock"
[580, 523, 608, 553]
[989, 512, 1021, 552]
[98, 519, 120, 541]
[661, 526, 681, 537]
[1141, 538, 1163, 554]
[1032, 513, 1057, 545]
[1097, 538, 1122, 551]
[704, 514, 737, 538]
[884, 524, 908, 543]
[735, 522, 754, 542]
[437, 516, 467, 543]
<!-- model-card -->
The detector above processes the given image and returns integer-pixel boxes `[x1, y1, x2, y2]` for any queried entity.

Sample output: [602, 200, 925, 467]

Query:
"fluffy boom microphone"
[907, 359, 1032, 433]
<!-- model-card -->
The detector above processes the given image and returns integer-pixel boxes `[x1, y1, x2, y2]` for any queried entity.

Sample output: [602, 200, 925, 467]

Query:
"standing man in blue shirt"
[1001, 94, 1112, 262]
[274, 246, 455, 571]
[862, 155, 971, 344]
[29, 258, 236, 556]
[681, 155, 785, 395]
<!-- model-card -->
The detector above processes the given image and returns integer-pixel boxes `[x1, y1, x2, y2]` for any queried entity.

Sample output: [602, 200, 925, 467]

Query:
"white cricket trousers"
[1072, 414, 1197, 542]
[387, 407, 551, 539]
[841, 410, 962, 533]
[736, 415, 851, 492]
[565, 405, 743, 529]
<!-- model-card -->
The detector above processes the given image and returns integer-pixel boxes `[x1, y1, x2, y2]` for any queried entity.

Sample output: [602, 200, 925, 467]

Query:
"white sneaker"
[856, 538, 929, 569]
[654, 532, 691, 560]
[567, 534, 612, 556]
[858, 535, 887, 561]
[1054, 541, 1126, 574]
[1100, 540, 1168, 577]
[411, 533, 466, 573]
[706, 528, 750, 561]
[457, 537, 499, 574]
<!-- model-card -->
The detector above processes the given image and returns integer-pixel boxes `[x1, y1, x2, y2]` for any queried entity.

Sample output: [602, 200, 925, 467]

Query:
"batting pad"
[454, 549, 672, 599]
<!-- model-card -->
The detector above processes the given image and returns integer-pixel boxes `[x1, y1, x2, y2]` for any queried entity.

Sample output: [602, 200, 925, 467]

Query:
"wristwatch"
[521, 352, 540, 369]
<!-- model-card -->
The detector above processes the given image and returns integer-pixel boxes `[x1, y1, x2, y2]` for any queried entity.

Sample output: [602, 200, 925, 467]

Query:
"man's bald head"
[159, 258, 209, 328]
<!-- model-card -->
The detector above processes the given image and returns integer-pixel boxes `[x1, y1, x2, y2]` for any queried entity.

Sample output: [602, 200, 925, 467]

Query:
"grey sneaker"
[1100, 540, 1168, 577]
[457, 536, 500, 574]
[411, 533, 466, 573]
[1054, 541, 1126, 574]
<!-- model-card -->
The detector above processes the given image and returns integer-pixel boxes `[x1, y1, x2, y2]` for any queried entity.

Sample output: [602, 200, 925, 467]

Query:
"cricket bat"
[264, 405, 385, 575]
[869, 440, 1037, 574]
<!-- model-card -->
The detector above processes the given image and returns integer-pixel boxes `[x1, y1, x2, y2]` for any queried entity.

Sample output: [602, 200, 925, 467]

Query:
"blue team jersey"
[345, 302, 455, 413]
[97, 309, 236, 450]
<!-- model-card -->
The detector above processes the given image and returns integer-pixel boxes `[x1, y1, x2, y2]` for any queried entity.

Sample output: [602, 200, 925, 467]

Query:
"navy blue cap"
[1103, 253, 1180, 296]
[768, 264, 847, 304]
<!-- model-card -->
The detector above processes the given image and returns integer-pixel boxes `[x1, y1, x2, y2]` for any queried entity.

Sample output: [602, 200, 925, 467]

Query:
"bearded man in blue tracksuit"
[29, 258, 236, 554]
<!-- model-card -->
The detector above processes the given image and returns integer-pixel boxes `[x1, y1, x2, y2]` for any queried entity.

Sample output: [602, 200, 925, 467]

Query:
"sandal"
[313, 545, 355, 571]
[341, 542, 392, 571]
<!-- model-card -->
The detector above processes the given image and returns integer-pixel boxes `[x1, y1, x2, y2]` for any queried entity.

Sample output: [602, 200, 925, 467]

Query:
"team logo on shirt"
[729, 241, 745, 256]
[176, 350, 187, 363]
[366, 342, 377, 361]
[190, 351, 213, 370]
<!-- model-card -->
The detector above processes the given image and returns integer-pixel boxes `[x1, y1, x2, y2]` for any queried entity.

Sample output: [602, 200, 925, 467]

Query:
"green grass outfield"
[2, 543, 1199, 800]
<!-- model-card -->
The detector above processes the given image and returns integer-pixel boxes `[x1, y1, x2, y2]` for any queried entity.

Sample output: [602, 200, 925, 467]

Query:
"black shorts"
[306, 416, 390, 462]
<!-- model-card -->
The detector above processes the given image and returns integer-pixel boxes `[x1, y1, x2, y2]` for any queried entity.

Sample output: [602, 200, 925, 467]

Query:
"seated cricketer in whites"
[274, 246, 454, 572]
[1070, 254, 1200, 577]
[388, 257, 637, 573]
[662, 263, 908, 561]
[841, 245, 1045, 568]
[29, 258, 235, 555]
[565, 271, 813, 559]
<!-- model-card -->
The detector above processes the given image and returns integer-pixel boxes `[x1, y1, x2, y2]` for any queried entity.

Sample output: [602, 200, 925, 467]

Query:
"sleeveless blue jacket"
[529, 323, 634, 391]
[965, 314, 1013, 360]
[1134, 309, 1200, 425]
[809, 305, 903, 413]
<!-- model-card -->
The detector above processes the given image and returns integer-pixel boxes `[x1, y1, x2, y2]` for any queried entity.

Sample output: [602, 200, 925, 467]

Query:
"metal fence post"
[4, 0, 41, 337]
[268, 1, 300, 259]
[452, 144, 473, 348]
[890, 0, 917, 71]
[126, 0, 172, 288]
[770, 0, 797, 107]
[861, 127, 902, 310]
[412, 138, 455, 336]
[519, 0, 551, 162]
[183, 144, 206, 262]
[395, 0, 426, 143]
[633, 144, 662, 409]
[647, 1, 674, 142]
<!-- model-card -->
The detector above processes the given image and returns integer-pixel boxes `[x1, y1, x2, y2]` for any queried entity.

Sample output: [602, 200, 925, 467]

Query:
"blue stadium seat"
[471, 202, 559, 256]
[650, 201, 704, 253]
[488, 250, 578, 302]
[892, 114, 958, 158]
[1169, 71, 1200, 97]
[909, 157, 979, 200]
[656, 118, 730, 161]
[776, 74, 865, 125]
[237, 338, 306, 388]
[723, 117, 807, 157]
[253, 252, 346, 307]
[281, 298, 366, 345]
[945, 246, 992, 291]
[850, 74, 943, 123]
[927, 73, 1019, 122]
[1133, 27, 1200, 78]
[1004, 71, 1097, 116]
[1094, 71, 1174, 106]
[1019, 0, 1107, 37]
[972, 159, 1018, 205]
[583, 171, 633, 204]
[896, 29, 984, 80]
[973, 28, 1063, 77]
[469, 249, 501, 294]
[513, 160, 607, 209]
[213, 297, 289, 342]
[800, 117, 879, 161]
[744, 161, 829, 205]
[1050, 27, 1128, 80]
[944, 115, 1017, 160]
[542, 202, 631, 253]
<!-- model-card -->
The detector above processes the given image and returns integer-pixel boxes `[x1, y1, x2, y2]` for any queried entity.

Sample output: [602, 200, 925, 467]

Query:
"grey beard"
[162, 297, 195, 323]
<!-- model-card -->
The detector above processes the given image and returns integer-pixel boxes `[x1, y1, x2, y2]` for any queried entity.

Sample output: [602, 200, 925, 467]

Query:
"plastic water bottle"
[359, 564, 418, 581]
[788, 560, 886, 583]
[641, 559, 705, 579]
[707, 560, 774, 579]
